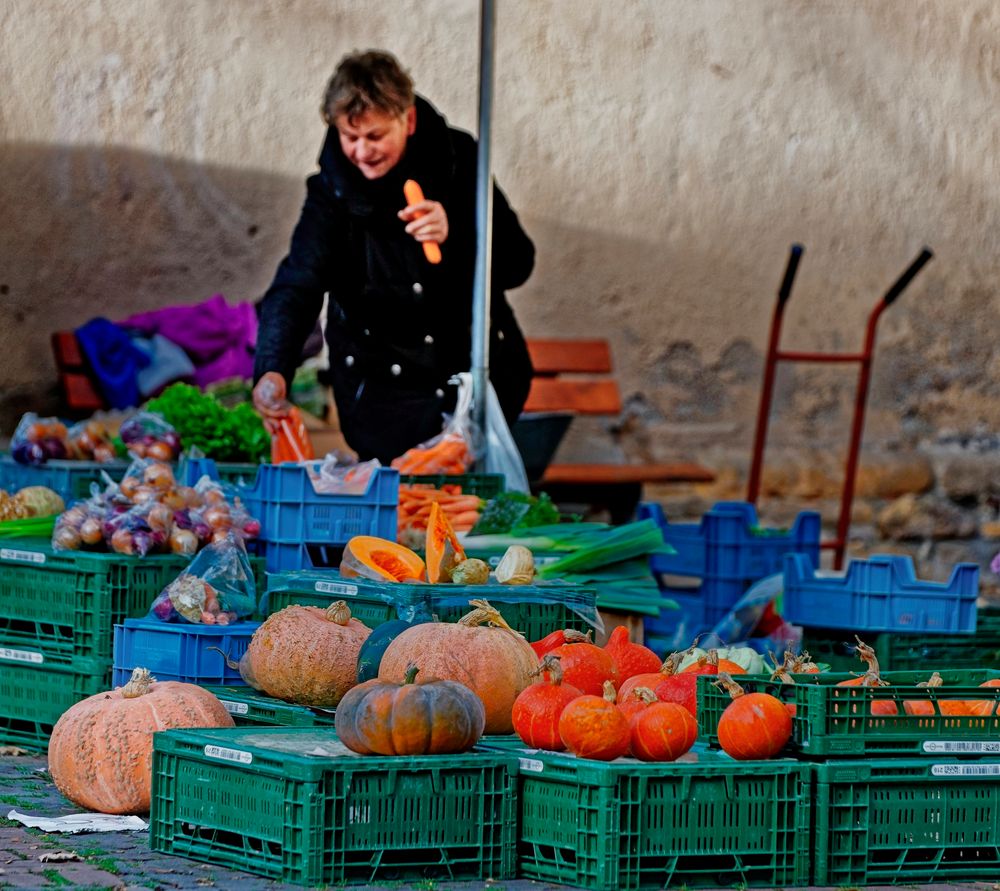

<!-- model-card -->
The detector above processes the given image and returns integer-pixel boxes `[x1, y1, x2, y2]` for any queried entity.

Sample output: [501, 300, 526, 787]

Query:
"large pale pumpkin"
[48, 668, 234, 815]
[378, 599, 538, 733]
[243, 600, 371, 707]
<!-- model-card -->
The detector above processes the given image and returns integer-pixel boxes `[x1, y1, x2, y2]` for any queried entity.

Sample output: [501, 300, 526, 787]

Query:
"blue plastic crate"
[638, 501, 820, 639]
[112, 618, 260, 687]
[177, 457, 260, 488]
[0, 454, 129, 503]
[239, 463, 397, 545]
[782, 552, 979, 634]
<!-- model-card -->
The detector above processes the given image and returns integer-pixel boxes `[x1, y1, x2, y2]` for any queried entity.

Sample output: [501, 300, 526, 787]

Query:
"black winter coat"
[254, 96, 535, 463]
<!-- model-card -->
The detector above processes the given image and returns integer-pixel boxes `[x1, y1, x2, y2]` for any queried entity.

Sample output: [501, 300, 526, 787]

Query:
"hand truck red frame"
[747, 244, 933, 569]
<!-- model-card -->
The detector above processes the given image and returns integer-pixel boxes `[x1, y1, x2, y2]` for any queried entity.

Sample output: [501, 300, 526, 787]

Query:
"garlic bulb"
[495, 545, 535, 585]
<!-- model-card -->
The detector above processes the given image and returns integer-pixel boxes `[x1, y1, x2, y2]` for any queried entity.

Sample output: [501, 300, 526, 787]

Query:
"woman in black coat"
[253, 50, 535, 464]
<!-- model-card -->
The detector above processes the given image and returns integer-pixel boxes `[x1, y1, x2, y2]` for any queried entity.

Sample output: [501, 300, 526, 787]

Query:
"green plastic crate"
[0, 541, 190, 667]
[398, 472, 505, 499]
[0, 542, 267, 668]
[203, 685, 336, 728]
[150, 726, 516, 886]
[803, 608, 1000, 672]
[815, 757, 1000, 884]
[698, 668, 1000, 757]
[0, 657, 109, 751]
[477, 738, 810, 890]
[0, 455, 130, 503]
[265, 571, 598, 640]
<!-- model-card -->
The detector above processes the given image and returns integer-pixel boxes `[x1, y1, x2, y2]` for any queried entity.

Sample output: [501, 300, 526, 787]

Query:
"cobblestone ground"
[2, 754, 998, 891]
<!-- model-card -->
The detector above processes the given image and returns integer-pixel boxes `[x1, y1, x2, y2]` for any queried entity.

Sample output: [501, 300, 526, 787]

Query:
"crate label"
[218, 700, 249, 716]
[487, 555, 560, 568]
[0, 647, 43, 664]
[518, 757, 544, 773]
[923, 740, 1000, 754]
[204, 744, 252, 765]
[314, 581, 358, 597]
[0, 548, 45, 565]
[932, 763, 1000, 777]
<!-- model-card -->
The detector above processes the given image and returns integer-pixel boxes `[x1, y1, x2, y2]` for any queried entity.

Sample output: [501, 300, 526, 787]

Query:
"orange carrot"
[403, 180, 442, 264]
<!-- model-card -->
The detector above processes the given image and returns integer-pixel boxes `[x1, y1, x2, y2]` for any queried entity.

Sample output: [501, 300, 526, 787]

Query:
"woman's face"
[335, 106, 416, 180]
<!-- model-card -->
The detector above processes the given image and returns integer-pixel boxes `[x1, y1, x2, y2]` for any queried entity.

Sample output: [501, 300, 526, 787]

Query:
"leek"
[536, 520, 667, 578]
[0, 515, 57, 539]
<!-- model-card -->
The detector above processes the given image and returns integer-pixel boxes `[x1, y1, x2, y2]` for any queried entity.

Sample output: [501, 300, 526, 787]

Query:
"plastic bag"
[10, 413, 70, 465]
[119, 411, 182, 461]
[482, 378, 530, 493]
[391, 374, 479, 474]
[256, 376, 315, 463]
[149, 532, 257, 624]
[311, 452, 381, 495]
[66, 418, 118, 462]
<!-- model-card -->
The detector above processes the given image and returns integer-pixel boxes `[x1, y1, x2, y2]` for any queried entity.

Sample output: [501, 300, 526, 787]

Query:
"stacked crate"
[638, 500, 820, 650]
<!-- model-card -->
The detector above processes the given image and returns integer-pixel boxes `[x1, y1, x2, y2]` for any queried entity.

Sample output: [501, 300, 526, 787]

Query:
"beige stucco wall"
[3, 0, 1000, 465]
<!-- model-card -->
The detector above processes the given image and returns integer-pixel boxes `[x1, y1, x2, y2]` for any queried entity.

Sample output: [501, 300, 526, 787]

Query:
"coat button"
[497, 329, 505, 341]
[363, 328, 370, 336]
[412, 282, 424, 295]
[345, 355, 355, 367]
[424, 334, 434, 344]
[435, 388, 445, 398]
[390, 363, 402, 376]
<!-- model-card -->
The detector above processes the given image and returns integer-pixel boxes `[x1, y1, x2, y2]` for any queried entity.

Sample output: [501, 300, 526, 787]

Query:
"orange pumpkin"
[425, 501, 465, 583]
[378, 599, 538, 734]
[617, 649, 685, 704]
[715, 672, 792, 760]
[558, 681, 630, 761]
[48, 668, 233, 814]
[603, 625, 661, 682]
[244, 600, 371, 707]
[629, 700, 698, 762]
[616, 686, 660, 723]
[512, 654, 584, 750]
[546, 640, 617, 696]
[340, 536, 425, 582]
[682, 649, 746, 677]
[904, 672, 970, 717]
[963, 678, 1000, 717]
[335, 664, 485, 755]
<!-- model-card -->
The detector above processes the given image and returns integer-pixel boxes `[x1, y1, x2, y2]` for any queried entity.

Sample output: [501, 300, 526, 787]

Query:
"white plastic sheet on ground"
[6, 809, 148, 833]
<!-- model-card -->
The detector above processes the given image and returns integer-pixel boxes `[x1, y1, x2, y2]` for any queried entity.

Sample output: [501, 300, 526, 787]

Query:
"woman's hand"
[399, 200, 449, 245]
[252, 372, 289, 435]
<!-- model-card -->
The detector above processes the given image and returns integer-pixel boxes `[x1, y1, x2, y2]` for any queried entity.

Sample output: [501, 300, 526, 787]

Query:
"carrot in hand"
[403, 179, 442, 264]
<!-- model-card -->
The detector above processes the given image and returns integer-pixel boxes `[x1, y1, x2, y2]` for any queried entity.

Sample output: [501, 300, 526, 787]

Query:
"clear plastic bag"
[311, 452, 381, 495]
[149, 532, 257, 624]
[482, 379, 530, 493]
[66, 418, 118, 462]
[119, 411, 182, 461]
[390, 374, 479, 474]
[10, 413, 70, 465]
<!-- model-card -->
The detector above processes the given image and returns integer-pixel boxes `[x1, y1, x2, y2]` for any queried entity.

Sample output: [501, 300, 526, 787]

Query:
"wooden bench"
[51, 331, 105, 415]
[516, 338, 715, 522]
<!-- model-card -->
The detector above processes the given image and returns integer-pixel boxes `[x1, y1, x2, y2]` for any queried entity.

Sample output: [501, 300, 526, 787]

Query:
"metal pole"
[471, 0, 495, 459]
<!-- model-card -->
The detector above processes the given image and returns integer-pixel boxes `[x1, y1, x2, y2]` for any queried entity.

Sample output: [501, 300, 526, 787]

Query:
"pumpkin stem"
[920, 671, 944, 689]
[602, 680, 617, 702]
[459, 599, 521, 635]
[713, 671, 745, 700]
[326, 600, 352, 625]
[853, 636, 887, 687]
[790, 649, 816, 673]
[533, 653, 564, 685]
[564, 629, 592, 644]
[403, 664, 420, 685]
[769, 651, 796, 685]
[206, 645, 241, 671]
[632, 686, 658, 704]
[121, 667, 155, 699]
[659, 649, 685, 676]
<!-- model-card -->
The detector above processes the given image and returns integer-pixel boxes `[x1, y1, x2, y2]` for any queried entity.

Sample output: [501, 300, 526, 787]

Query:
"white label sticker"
[218, 700, 249, 716]
[487, 555, 560, 568]
[519, 757, 544, 773]
[0, 648, 44, 664]
[931, 763, 1000, 777]
[315, 581, 358, 597]
[923, 740, 1000, 754]
[204, 744, 252, 764]
[0, 548, 45, 565]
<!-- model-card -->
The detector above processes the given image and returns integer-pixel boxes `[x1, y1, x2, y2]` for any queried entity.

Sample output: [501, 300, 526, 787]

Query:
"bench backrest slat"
[524, 378, 622, 415]
[526, 339, 612, 376]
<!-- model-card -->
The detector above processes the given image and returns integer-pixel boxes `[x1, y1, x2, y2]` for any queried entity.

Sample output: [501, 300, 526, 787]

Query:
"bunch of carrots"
[398, 483, 483, 539]
[391, 432, 471, 475]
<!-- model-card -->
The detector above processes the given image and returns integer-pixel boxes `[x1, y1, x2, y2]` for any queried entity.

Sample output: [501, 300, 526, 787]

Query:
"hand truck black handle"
[883, 247, 933, 306]
[777, 243, 804, 306]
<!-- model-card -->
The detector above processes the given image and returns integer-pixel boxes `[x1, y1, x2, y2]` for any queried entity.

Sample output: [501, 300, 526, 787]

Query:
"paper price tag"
[204, 745, 252, 765]
[315, 581, 358, 597]
[923, 740, 1000, 754]
[0, 548, 45, 565]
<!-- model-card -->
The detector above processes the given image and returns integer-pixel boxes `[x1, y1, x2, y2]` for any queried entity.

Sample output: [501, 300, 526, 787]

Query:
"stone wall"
[3, 1, 1000, 555]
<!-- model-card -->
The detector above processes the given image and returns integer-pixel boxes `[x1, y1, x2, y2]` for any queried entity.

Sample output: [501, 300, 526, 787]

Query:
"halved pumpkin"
[425, 502, 466, 583]
[340, 536, 426, 582]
